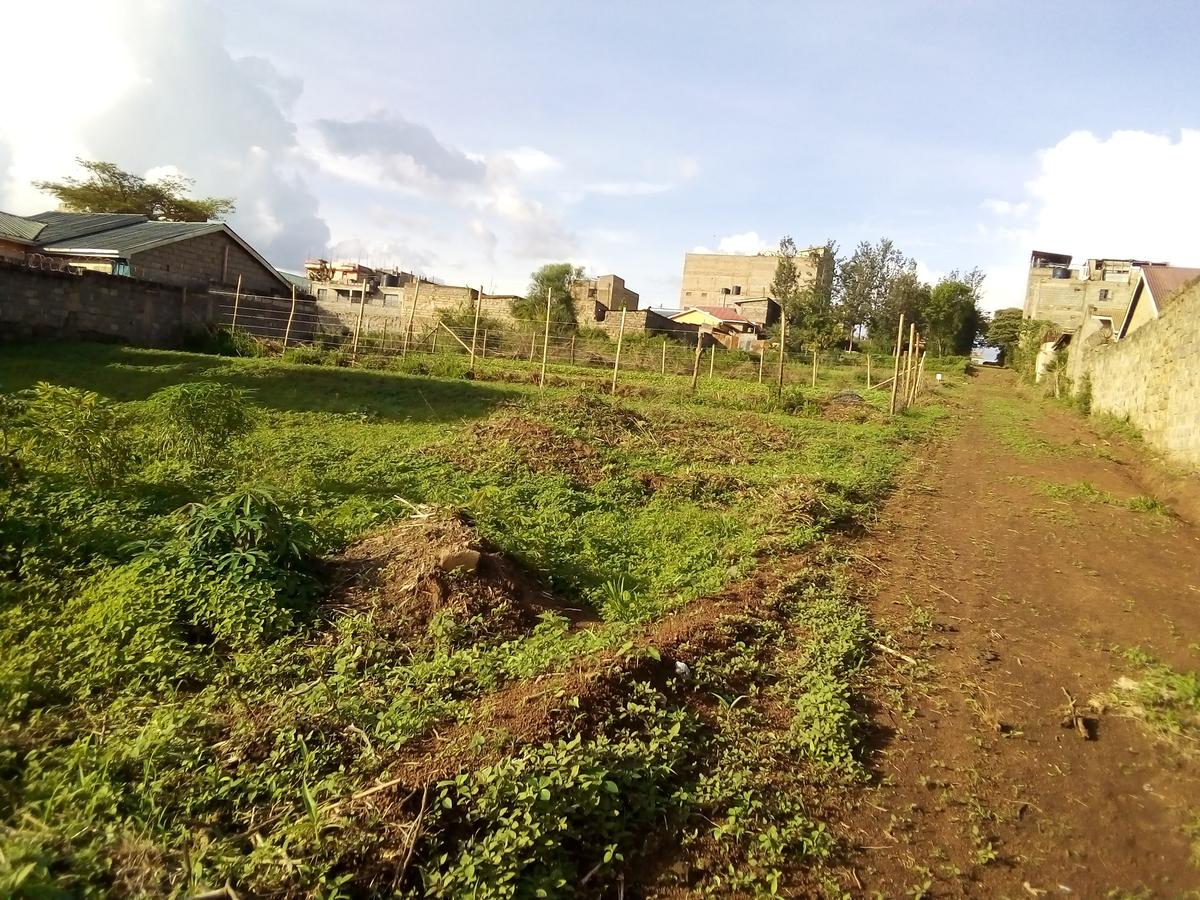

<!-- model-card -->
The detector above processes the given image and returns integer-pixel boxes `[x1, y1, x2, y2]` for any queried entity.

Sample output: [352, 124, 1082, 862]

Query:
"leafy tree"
[771, 237, 840, 349]
[33, 159, 234, 222]
[835, 238, 916, 347]
[511, 263, 585, 331]
[923, 279, 983, 356]
[987, 307, 1024, 358]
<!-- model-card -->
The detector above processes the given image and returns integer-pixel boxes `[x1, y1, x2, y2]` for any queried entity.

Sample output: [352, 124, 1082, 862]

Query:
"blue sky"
[3, 0, 1199, 309]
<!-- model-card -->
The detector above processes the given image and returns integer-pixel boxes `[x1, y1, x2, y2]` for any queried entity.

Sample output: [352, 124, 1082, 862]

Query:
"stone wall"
[1066, 289, 1200, 467]
[0, 262, 312, 347]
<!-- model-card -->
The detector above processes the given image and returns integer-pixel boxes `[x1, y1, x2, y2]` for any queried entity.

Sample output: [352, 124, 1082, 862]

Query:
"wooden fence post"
[539, 286, 552, 389]
[403, 280, 420, 356]
[482, 329, 488, 359]
[690, 334, 703, 391]
[866, 353, 871, 388]
[431, 329, 438, 353]
[661, 339, 667, 375]
[708, 343, 716, 378]
[776, 317, 787, 394]
[351, 282, 367, 358]
[570, 334, 576, 366]
[610, 307, 627, 395]
[811, 349, 818, 387]
[231, 274, 242, 328]
[283, 283, 296, 348]
[888, 313, 906, 416]
[758, 346, 765, 384]
[903, 323, 916, 408]
[908, 351, 925, 407]
[469, 286, 483, 375]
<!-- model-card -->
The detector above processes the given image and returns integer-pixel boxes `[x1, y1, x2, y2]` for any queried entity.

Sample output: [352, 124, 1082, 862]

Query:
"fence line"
[210, 297, 935, 410]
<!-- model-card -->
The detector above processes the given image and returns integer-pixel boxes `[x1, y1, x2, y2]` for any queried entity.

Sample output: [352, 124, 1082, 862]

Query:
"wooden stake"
[431, 330, 438, 353]
[708, 343, 715, 378]
[351, 282, 367, 358]
[888, 313, 905, 416]
[866, 353, 871, 388]
[909, 352, 926, 406]
[661, 339, 667, 375]
[231, 274, 242, 328]
[283, 283, 296, 347]
[811, 348, 818, 387]
[902, 323, 916, 409]
[569, 334, 576, 366]
[610, 307, 627, 395]
[481, 329, 488, 359]
[539, 286, 552, 389]
[689, 334, 703, 391]
[776, 316, 787, 394]
[402, 280, 420, 356]
[469, 286, 483, 375]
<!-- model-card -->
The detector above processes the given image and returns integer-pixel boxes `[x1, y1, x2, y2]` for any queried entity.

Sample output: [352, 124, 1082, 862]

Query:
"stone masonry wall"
[1067, 289, 1200, 468]
[0, 262, 312, 347]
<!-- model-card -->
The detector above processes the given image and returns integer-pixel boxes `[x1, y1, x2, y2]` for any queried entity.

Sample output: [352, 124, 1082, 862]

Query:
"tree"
[771, 237, 840, 349]
[511, 263, 585, 331]
[923, 279, 984, 356]
[835, 238, 916, 347]
[987, 308, 1024, 359]
[33, 159, 234, 222]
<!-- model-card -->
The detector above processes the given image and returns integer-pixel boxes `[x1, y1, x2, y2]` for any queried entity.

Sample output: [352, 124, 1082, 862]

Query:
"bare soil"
[843, 368, 1200, 898]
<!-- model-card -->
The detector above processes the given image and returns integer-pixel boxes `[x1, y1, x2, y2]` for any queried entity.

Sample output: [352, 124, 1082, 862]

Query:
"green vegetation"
[1036, 480, 1171, 517]
[0, 341, 956, 896]
[1114, 650, 1200, 743]
[33, 158, 234, 222]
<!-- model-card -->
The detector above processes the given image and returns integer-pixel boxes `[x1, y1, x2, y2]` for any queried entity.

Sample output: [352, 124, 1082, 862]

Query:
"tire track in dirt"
[845, 368, 1200, 898]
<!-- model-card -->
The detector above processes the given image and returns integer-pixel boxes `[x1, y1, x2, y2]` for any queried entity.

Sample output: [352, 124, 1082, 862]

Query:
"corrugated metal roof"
[689, 305, 753, 323]
[1144, 265, 1200, 308]
[28, 211, 149, 244]
[40, 220, 223, 255]
[0, 211, 45, 242]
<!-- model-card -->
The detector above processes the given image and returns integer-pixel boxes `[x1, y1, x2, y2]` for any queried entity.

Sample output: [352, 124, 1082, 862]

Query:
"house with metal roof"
[0, 210, 290, 295]
[1118, 265, 1200, 339]
[668, 304, 763, 350]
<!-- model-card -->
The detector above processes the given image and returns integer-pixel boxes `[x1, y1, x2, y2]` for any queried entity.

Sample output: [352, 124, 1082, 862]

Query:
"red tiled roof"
[1144, 265, 1200, 309]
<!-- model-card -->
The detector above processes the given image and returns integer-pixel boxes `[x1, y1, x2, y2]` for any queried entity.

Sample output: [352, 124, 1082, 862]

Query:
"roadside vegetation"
[0, 341, 958, 897]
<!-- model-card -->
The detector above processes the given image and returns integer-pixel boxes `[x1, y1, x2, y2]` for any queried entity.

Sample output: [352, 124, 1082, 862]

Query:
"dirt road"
[847, 368, 1200, 898]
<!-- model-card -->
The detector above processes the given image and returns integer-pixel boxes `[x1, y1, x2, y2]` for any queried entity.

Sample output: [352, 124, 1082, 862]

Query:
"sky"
[2, 0, 1199, 311]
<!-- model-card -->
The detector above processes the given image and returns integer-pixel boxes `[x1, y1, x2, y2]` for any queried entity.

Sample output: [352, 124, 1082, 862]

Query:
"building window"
[317, 288, 328, 299]
[700, 292, 707, 298]
[1098, 288, 1110, 300]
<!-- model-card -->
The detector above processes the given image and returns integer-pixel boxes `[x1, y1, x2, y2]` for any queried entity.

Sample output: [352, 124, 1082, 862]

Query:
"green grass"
[0, 341, 955, 897]
[1036, 480, 1172, 518]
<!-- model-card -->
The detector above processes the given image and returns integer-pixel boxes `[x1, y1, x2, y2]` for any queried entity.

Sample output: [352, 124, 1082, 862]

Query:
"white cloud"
[981, 198, 1029, 216]
[677, 157, 702, 180]
[0, 0, 329, 269]
[691, 231, 775, 255]
[582, 181, 673, 197]
[978, 128, 1200, 311]
[500, 147, 563, 176]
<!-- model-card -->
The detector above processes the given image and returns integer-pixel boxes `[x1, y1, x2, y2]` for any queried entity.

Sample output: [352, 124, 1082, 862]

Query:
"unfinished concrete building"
[678, 245, 833, 318]
[569, 274, 639, 324]
[1022, 250, 1161, 332]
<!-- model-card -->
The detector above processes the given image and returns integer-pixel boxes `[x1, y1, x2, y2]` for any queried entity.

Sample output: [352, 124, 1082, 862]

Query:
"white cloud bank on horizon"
[691, 231, 776, 255]
[980, 128, 1200, 311]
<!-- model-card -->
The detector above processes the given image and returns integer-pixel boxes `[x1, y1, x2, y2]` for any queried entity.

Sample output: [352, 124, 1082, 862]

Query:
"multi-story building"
[1022, 250, 1162, 332]
[569, 274, 639, 324]
[677, 245, 833, 313]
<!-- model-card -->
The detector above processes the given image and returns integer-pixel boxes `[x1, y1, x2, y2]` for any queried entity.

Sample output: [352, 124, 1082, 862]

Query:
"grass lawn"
[0, 341, 959, 897]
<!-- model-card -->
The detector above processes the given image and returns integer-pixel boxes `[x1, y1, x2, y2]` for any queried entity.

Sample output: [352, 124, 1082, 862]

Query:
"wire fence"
[209, 290, 933, 410]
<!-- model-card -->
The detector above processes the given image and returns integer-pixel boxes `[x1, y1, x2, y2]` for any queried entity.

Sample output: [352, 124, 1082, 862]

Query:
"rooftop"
[1144, 265, 1200, 307]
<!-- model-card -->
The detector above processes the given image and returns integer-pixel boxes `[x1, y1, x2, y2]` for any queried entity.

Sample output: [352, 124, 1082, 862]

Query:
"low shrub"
[147, 381, 255, 466]
[21, 382, 132, 486]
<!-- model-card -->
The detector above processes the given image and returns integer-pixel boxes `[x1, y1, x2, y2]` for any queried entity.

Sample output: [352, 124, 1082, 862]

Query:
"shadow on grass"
[0, 343, 523, 424]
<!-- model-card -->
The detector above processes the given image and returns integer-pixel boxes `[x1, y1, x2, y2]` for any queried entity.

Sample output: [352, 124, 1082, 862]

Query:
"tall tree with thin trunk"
[34, 159, 234, 222]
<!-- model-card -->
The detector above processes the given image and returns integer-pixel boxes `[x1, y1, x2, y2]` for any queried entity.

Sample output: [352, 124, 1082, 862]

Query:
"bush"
[147, 381, 255, 466]
[22, 382, 132, 486]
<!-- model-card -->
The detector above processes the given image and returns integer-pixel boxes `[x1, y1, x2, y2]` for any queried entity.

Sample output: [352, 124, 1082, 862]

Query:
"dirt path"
[846, 368, 1200, 898]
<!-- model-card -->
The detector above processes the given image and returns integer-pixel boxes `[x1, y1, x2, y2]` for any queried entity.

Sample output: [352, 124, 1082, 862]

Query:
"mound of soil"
[822, 390, 884, 423]
[458, 409, 606, 484]
[328, 511, 593, 646]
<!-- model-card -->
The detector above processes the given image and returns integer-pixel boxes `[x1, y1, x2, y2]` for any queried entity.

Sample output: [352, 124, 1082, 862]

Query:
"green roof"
[28, 211, 151, 244]
[40, 220, 223, 255]
[0, 211, 45, 242]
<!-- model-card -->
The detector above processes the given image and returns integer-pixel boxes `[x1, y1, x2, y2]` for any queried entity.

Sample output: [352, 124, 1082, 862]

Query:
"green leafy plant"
[147, 381, 255, 466]
[22, 382, 132, 486]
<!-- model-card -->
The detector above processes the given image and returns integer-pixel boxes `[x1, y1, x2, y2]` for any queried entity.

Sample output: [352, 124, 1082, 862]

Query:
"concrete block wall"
[132, 231, 284, 294]
[1067, 289, 1200, 467]
[0, 261, 215, 347]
